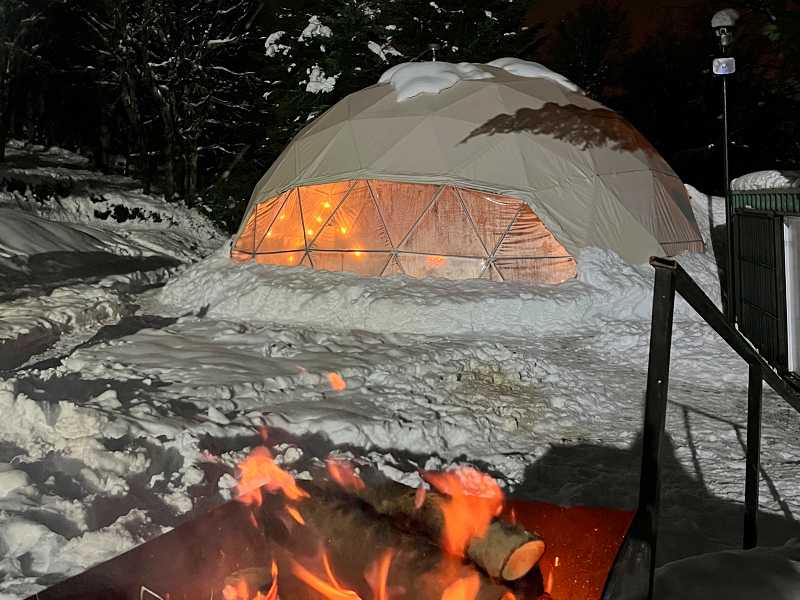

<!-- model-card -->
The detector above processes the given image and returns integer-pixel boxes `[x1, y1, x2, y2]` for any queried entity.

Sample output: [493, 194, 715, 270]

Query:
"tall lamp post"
[712, 8, 740, 323]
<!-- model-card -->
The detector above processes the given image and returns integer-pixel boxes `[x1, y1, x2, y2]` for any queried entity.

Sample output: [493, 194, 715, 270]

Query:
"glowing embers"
[237, 179, 577, 283]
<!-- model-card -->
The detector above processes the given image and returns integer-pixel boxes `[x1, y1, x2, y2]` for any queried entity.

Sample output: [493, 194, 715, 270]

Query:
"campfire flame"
[440, 573, 480, 600]
[424, 467, 504, 557]
[290, 552, 362, 600]
[230, 444, 528, 600]
[365, 550, 395, 600]
[235, 446, 309, 507]
[327, 458, 366, 491]
[327, 372, 347, 391]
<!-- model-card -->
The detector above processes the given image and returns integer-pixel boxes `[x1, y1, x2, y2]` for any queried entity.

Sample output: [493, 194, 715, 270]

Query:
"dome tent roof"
[241, 59, 703, 264]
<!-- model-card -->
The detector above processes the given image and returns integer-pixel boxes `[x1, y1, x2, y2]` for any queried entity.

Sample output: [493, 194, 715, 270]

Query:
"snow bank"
[0, 209, 143, 259]
[378, 58, 578, 101]
[731, 170, 800, 191]
[0, 142, 224, 261]
[158, 249, 717, 341]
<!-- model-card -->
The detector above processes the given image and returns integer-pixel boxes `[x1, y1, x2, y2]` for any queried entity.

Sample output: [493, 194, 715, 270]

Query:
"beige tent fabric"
[232, 180, 577, 284]
[237, 64, 703, 266]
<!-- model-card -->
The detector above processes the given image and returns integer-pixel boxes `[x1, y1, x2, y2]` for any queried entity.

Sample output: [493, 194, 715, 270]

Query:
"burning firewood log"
[319, 472, 546, 582]
[253, 482, 531, 600]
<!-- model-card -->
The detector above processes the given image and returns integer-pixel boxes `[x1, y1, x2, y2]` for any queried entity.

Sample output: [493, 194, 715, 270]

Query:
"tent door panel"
[734, 212, 788, 370]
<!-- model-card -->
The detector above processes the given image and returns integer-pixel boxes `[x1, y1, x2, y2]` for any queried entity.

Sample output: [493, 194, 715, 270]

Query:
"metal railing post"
[639, 262, 677, 599]
[744, 364, 763, 549]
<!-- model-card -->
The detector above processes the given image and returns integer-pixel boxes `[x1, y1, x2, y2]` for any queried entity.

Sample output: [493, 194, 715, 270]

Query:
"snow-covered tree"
[257, 0, 541, 155]
[82, 0, 264, 202]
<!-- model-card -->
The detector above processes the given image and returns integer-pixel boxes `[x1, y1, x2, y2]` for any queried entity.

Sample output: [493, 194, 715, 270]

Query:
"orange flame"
[222, 579, 250, 600]
[327, 459, 366, 491]
[327, 372, 347, 391]
[414, 484, 426, 510]
[290, 552, 362, 600]
[440, 572, 480, 600]
[236, 446, 309, 506]
[286, 505, 306, 525]
[365, 549, 395, 600]
[265, 560, 279, 600]
[424, 467, 504, 557]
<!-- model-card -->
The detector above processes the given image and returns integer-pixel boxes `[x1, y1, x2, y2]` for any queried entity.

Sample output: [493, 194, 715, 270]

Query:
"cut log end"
[467, 520, 546, 581]
[501, 539, 547, 581]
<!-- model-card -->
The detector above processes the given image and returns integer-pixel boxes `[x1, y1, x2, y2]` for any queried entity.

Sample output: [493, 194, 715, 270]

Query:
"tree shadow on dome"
[460, 103, 660, 157]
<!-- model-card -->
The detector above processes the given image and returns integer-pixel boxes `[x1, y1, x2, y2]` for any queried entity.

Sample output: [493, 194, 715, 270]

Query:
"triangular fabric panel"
[651, 172, 704, 255]
[254, 192, 290, 252]
[495, 204, 572, 259]
[310, 251, 391, 276]
[233, 210, 257, 254]
[457, 188, 521, 255]
[400, 186, 488, 257]
[311, 182, 391, 252]
[371, 118, 452, 174]
[260, 189, 305, 253]
[368, 180, 439, 247]
[398, 254, 486, 280]
[587, 179, 665, 262]
[299, 180, 355, 246]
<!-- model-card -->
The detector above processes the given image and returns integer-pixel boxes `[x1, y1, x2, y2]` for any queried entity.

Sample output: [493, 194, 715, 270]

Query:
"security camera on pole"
[712, 8, 740, 323]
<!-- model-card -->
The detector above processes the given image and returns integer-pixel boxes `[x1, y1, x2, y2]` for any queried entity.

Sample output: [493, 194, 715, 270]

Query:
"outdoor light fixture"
[711, 8, 740, 323]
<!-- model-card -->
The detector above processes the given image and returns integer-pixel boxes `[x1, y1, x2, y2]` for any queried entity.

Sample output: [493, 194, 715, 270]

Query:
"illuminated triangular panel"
[310, 251, 391, 276]
[312, 183, 391, 251]
[254, 192, 290, 252]
[457, 188, 521, 256]
[261, 189, 305, 253]
[400, 187, 487, 257]
[397, 254, 486, 279]
[255, 251, 306, 268]
[494, 205, 572, 258]
[368, 180, 439, 247]
[298, 181, 355, 246]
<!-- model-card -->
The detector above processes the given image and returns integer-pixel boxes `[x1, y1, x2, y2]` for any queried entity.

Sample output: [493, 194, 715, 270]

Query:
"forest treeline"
[1, 0, 797, 231]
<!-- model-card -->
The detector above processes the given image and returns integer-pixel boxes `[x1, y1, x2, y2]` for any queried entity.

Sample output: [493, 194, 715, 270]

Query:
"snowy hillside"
[1, 151, 799, 599]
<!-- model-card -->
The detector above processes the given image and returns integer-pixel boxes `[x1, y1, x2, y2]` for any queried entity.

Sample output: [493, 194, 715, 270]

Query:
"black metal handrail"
[602, 256, 800, 600]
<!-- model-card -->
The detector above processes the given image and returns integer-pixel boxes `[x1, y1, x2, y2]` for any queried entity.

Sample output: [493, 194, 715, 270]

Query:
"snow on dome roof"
[486, 57, 580, 92]
[377, 61, 493, 101]
[377, 58, 579, 101]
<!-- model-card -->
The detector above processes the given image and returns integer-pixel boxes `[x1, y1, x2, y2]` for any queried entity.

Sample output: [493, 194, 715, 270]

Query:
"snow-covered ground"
[1, 149, 799, 599]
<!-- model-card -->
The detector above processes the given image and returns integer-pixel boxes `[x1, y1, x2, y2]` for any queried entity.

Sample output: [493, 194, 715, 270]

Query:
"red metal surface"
[509, 500, 634, 600]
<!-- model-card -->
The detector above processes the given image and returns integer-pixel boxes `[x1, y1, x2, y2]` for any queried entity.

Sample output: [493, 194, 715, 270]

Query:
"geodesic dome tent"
[232, 59, 704, 283]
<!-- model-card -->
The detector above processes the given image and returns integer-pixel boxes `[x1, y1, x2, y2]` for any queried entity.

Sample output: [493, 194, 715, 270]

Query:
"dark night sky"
[527, 0, 794, 48]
